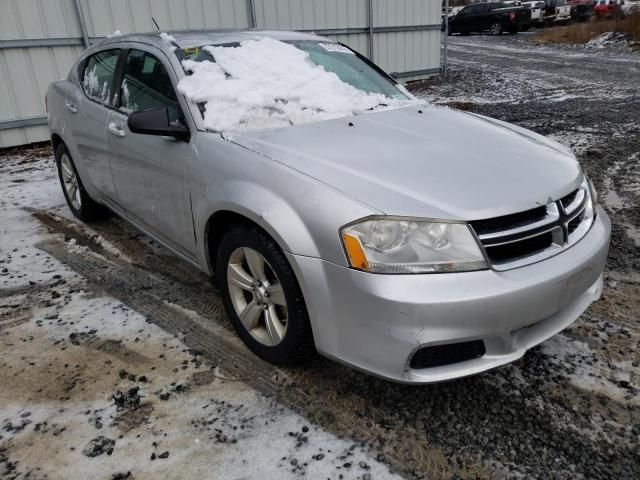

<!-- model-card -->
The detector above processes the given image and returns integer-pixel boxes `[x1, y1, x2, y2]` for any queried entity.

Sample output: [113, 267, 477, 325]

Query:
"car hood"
[227, 105, 582, 220]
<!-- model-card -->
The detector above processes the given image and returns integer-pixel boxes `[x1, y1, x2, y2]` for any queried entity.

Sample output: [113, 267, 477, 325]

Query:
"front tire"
[55, 144, 109, 222]
[217, 224, 314, 365]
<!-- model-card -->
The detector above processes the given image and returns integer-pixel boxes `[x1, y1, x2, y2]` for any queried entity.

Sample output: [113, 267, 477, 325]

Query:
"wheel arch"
[51, 133, 65, 153]
[203, 208, 300, 283]
[204, 205, 322, 356]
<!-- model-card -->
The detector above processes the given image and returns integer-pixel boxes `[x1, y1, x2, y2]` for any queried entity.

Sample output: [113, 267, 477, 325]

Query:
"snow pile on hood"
[177, 37, 412, 132]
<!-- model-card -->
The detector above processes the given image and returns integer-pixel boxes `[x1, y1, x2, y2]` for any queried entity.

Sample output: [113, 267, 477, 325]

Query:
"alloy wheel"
[60, 154, 82, 210]
[226, 247, 288, 346]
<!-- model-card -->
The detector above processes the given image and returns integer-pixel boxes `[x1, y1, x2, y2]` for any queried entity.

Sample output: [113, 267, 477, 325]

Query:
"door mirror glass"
[128, 107, 189, 141]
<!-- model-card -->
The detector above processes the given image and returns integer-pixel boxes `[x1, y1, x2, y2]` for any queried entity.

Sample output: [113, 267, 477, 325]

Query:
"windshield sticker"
[182, 46, 201, 58]
[318, 43, 354, 54]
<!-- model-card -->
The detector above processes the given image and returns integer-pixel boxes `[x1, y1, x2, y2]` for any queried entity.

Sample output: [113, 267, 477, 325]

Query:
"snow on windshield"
[177, 37, 414, 132]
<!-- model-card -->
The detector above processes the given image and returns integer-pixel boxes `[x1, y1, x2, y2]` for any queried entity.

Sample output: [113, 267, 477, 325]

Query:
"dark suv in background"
[447, 2, 533, 35]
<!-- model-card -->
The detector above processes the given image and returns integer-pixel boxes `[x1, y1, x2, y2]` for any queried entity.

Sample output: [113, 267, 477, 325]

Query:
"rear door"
[106, 46, 197, 258]
[66, 48, 121, 199]
[470, 3, 491, 30]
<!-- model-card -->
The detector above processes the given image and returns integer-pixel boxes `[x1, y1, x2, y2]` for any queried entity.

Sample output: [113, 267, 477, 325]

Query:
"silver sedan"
[46, 30, 610, 383]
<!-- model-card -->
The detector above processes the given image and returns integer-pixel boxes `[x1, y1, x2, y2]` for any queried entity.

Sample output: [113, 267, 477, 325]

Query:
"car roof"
[94, 29, 331, 50]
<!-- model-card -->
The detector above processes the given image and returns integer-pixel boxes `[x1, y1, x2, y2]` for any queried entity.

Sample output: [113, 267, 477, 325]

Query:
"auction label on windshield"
[318, 43, 354, 54]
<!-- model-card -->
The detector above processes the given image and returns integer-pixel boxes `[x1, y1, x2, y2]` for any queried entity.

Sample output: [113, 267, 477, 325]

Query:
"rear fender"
[47, 81, 102, 200]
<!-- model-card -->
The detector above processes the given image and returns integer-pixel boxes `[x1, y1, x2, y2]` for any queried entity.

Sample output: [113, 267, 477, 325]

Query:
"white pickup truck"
[622, 0, 640, 15]
[523, 1, 547, 26]
[545, 0, 572, 24]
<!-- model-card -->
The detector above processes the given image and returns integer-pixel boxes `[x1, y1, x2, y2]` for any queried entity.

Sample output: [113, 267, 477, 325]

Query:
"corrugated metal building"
[0, 0, 441, 148]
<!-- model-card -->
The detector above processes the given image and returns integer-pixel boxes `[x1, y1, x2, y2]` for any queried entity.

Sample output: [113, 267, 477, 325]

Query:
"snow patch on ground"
[587, 32, 636, 52]
[0, 151, 401, 479]
[548, 130, 598, 157]
[540, 334, 639, 406]
[178, 37, 412, 132]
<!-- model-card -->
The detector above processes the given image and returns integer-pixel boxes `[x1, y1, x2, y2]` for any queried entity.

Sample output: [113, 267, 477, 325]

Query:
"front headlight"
[340, 217, 488, 274]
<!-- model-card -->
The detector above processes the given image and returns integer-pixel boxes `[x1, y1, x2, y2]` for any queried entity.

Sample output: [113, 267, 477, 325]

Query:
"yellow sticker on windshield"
[182, 46, 201, 57]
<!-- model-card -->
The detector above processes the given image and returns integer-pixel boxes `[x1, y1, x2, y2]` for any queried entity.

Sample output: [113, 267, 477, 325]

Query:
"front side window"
[118, 49, 180, 123]
[82, 49, 120, 106]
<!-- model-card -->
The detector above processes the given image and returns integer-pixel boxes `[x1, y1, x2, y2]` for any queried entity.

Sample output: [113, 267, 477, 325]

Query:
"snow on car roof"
[169, 30, 331, 48]
[96, 29, 331, 49]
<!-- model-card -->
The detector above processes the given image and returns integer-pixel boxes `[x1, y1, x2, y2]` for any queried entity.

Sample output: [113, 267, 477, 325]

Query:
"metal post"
[247, 0, 257, 28]
[73, 0, 90, 48]
[443, 0, 449, 78]
[367, 0, 374, 61]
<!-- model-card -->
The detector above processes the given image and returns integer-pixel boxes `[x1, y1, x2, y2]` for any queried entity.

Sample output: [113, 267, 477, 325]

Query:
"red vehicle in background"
[567, 0, 596, 20]
[594, 0, 623, 18]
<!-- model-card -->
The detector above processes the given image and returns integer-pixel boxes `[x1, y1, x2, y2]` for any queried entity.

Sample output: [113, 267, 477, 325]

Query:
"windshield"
[292, 41, 408, 99]
[176, 38, 415, 132]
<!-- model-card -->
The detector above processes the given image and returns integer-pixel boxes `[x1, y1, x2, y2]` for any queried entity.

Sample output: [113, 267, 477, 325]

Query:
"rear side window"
[117, 49, 180, 123]
[470, 4, 489, 13]
[82, 49, 120, 106]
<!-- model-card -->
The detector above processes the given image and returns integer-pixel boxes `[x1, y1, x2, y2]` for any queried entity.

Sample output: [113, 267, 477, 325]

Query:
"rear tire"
[490, 21, 503, 35]
[217, 224, 315, 365]
[55, 143, 109, 222]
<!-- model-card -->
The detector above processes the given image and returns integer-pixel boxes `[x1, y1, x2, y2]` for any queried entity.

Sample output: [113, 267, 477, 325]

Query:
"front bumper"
[288, 208, 611, 383]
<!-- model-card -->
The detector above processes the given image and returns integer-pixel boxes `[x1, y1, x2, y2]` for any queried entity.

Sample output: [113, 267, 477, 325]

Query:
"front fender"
[191, 135, 377, 275]
[197, 179, 321, 273]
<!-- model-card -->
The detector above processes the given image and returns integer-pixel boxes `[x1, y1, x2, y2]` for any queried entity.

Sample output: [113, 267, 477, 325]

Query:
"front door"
[106, 47, 196, 258]
[453, 7, 473, 32]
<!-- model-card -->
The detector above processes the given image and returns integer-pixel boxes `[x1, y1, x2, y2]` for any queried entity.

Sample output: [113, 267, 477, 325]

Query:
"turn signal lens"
[342, 233, 370, 271]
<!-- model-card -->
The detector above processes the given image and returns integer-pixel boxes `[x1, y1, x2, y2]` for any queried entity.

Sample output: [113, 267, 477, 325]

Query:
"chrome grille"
[470, 183, 594, 270]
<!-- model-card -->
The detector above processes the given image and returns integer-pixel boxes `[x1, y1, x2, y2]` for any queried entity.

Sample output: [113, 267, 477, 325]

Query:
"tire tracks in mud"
[31, 209, 492, 480]
[30, 210, 640, 480]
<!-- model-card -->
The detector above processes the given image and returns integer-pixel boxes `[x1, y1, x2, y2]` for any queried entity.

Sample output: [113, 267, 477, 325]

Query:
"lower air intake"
[409, 340, 486, 369]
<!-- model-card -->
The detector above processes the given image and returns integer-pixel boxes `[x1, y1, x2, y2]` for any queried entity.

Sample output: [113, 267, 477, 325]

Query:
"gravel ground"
[1, 34, 639, 480]
[413, 33, 640, 273]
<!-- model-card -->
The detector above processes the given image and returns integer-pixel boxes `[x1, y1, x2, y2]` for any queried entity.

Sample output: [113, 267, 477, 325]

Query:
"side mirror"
[127, 107, 190, 142]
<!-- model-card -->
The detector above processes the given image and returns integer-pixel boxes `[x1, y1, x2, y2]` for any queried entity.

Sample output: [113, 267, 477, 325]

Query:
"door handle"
[108, 122, 126, 138]
[65, 101, 78, 113]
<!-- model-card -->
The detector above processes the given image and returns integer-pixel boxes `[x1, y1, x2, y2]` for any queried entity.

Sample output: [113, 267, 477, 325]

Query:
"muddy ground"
[1, 34, 639, 480]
